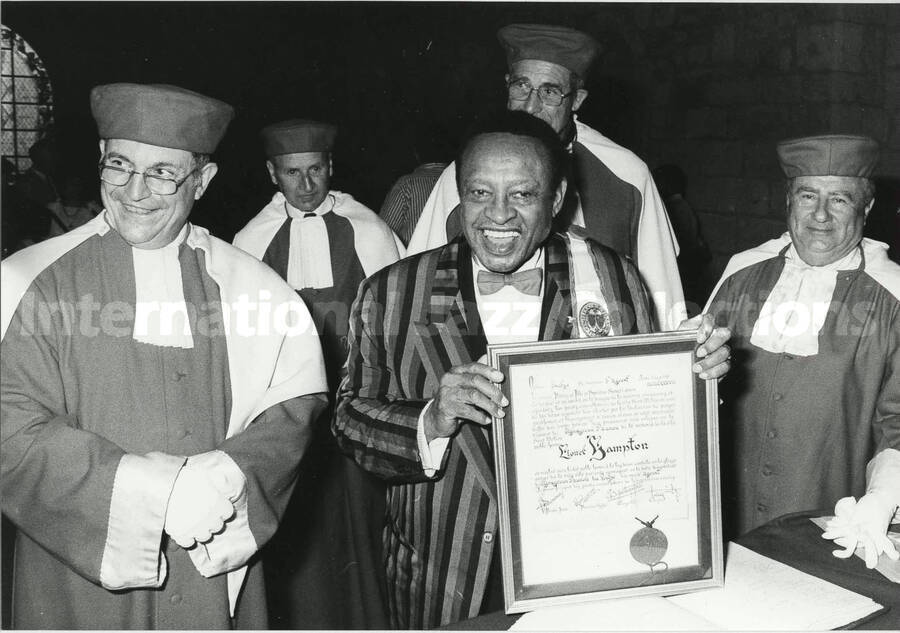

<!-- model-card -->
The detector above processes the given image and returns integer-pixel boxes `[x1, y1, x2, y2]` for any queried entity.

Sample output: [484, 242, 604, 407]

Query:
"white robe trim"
[1, 212, 328, 615]
[100, 452, 185, 590]
[866, 448, 900, 523]
[566, 231, 619, 337]
[404, 116, 685, 329]
[232, 190, 403, 281]
[705, 233, 900, 311]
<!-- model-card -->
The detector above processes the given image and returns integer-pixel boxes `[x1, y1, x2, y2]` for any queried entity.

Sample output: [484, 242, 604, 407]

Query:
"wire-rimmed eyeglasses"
[98, 162, 198, 196]
[506, 79, 575, 107]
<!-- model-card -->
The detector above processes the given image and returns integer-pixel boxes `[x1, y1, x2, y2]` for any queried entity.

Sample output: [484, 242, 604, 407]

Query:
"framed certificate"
[487, 330, 723, 613]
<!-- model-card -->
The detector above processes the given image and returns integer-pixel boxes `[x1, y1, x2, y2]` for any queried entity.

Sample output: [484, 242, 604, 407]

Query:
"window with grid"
[1, 24, 54, 175]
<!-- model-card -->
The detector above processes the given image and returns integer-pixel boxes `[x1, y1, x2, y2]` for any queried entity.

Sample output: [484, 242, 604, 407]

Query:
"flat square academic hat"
[91, 83, 234, 154]
[261, 119, 338, 158]
[776, 134, 880, 178]
[497, 23, 600, 78]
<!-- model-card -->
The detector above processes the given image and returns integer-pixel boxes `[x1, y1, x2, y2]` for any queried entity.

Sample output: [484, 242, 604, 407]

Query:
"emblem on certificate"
[631, 515, 669, 574]
[577, 301, 610, 337]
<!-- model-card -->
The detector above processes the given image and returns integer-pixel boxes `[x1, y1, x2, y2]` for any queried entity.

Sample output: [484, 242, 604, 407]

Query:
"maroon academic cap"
[261, 119, 338, 158]
[90, 83, 234, 154]
[777, 134, 880, 178]
[497, 23, 600, 78]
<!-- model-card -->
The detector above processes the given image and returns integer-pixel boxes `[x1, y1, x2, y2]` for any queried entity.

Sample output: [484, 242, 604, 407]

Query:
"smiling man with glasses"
[1, 83, 328, 629]
[406, 23, 687, 331]
[705, 135, 900, 564]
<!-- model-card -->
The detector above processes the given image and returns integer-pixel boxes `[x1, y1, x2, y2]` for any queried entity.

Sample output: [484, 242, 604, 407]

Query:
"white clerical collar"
[131, 223, 194, 349]
[285, 193, 336, 219]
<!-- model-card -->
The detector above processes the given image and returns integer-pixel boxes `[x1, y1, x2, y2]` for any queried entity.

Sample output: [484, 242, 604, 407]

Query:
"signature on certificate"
[536, 484, 563, 514]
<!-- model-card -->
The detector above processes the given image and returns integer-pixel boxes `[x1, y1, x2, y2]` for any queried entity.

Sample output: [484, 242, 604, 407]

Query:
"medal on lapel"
[577, 301, 611, 337]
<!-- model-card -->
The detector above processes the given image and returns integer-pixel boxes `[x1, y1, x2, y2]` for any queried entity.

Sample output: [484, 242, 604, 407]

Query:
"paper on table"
[512, 543, 882, 631]
[810, 515, 900, 583]
[510, 596, 719, 631]
[667, 542, 882, 630]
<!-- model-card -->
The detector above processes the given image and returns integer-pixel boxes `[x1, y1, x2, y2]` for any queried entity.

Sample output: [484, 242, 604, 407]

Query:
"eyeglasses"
[507, 79, 574, 107]
[98, 162, 198, 196]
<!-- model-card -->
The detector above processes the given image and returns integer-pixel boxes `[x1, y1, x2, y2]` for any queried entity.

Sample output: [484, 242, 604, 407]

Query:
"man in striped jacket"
[333, 111, 731, 629]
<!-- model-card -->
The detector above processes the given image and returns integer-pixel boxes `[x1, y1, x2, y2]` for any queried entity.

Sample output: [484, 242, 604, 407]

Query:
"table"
[450, 511, 899, 630]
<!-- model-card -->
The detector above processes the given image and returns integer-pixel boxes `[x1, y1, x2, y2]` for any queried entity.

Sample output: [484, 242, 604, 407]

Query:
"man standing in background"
[233, 119, 400, 628]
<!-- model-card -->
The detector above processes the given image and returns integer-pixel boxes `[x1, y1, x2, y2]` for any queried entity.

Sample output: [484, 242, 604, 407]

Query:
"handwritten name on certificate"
[507, 352, 700, 586]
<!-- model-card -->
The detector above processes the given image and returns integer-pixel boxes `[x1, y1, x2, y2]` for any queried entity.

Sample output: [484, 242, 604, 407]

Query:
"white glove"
[185, 450, 247, 505]
[821, 493, 900, 569]
[164, 463, 235, 548]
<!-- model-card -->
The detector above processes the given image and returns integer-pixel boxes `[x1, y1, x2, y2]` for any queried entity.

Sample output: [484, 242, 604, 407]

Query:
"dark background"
[3, 1, 649, 241]
[2, 2, 896, 259]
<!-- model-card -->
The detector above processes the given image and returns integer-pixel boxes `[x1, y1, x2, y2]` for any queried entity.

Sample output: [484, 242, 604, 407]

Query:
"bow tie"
[477, 268, 543, 296]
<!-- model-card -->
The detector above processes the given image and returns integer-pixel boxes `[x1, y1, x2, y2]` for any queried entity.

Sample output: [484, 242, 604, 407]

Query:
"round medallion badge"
[578, 301, 611, 337]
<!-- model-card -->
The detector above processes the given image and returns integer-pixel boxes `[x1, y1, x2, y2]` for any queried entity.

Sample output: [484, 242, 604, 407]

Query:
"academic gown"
[234, 191, 400, 629]
[706, 235, 900, 538]
[1, 216, 327, 629]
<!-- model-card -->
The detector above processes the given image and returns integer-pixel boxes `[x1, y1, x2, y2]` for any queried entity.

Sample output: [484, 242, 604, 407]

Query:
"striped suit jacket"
[333, 232, 652, 629]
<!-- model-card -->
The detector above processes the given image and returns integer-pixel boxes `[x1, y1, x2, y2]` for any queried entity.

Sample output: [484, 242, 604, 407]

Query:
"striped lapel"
[540, 233, 575, 341]
[411, 240, 480, 388]
[449, 239, 495, 502]
[426, 239, 485, 357]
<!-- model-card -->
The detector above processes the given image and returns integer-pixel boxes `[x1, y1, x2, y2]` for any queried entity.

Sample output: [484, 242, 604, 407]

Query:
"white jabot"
[473, 248, 544, 345]
[131, 223, 193, 349]
[285, 195, 334, 290]
[750, 244, 862, 356]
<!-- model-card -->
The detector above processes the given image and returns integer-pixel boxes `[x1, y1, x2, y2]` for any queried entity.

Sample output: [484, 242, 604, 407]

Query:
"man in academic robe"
[333, 111, 732, 629]
[405, 23, 685, 330]
[233, 119, 400, 628]
[0, 83, 328, 629]
[705, 135, 900, 567]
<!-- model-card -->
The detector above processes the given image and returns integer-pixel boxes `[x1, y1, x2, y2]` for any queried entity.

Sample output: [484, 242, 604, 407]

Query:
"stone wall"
[575, 4, 899, 277]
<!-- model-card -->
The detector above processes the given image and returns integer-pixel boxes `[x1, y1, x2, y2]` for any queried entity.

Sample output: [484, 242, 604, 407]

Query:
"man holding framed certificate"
[333, 111, 731, 629]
